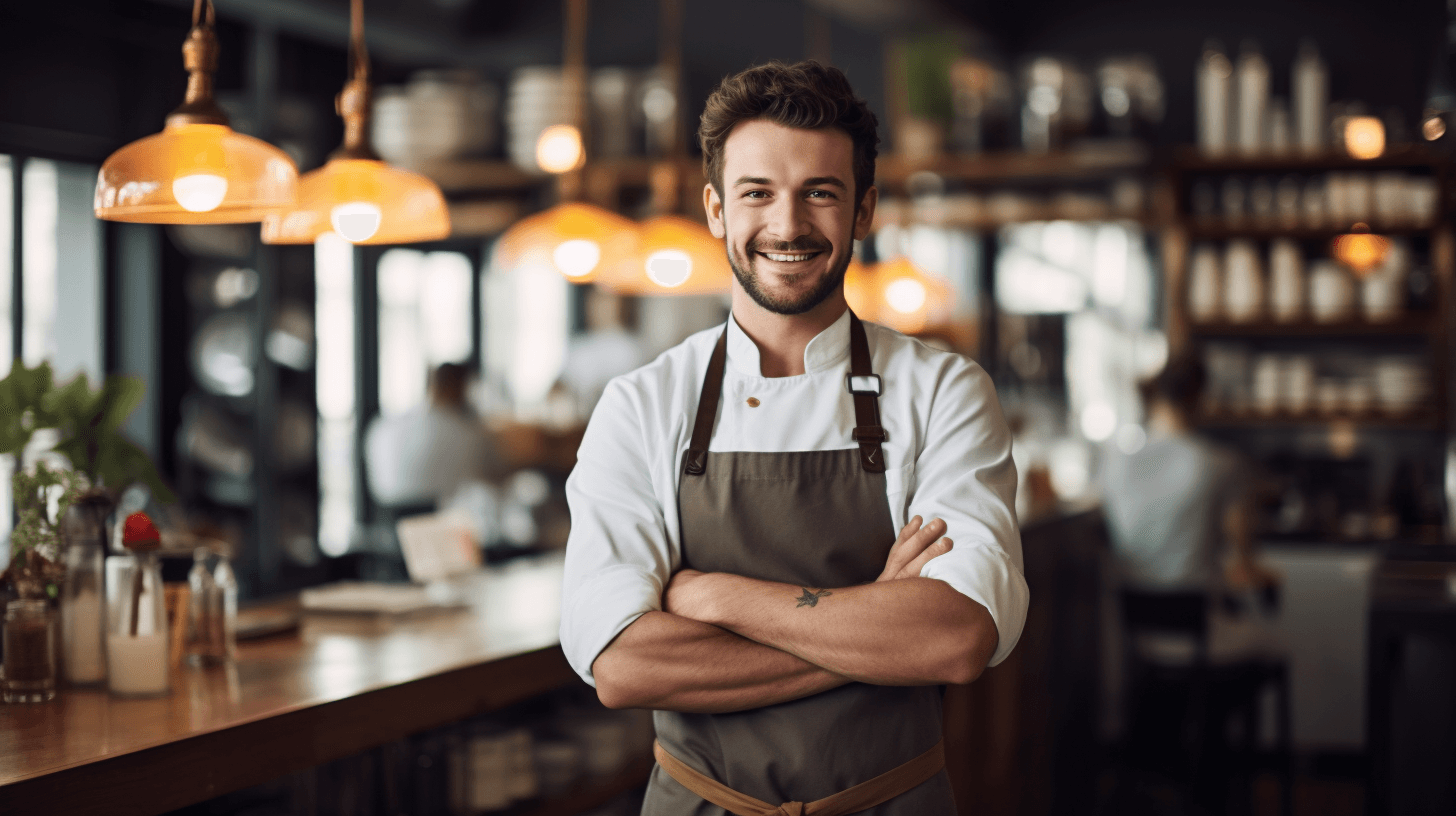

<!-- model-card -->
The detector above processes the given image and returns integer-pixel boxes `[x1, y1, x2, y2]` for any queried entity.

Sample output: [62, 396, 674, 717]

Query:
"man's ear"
[705, 183, 726, 239]
[853, 185, 878, 241]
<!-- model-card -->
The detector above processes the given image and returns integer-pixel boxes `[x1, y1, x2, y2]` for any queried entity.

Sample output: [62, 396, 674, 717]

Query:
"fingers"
[899, 537, 953, 580]
[880, 516, 946, 581]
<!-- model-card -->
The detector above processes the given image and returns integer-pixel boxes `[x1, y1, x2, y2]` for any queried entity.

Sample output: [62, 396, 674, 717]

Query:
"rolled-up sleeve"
[912, 358, 1028, 667]
[560, 378, 675, 686]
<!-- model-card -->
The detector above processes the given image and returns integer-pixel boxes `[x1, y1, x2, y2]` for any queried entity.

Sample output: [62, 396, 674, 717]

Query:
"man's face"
[705, 119, 877, 316]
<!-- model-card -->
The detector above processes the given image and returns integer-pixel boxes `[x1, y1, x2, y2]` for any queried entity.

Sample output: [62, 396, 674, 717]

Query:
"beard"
[727, 233, 853, 316]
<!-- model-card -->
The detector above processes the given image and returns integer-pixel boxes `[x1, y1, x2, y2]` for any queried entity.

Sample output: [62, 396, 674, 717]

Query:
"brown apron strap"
[684, 323, 730, 476]
[686, 313, 885, 476]
[654, 739, 944, 816]
[847, 313, 886, 474]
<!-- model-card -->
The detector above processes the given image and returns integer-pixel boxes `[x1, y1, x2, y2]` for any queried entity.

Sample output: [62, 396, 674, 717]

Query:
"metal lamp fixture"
[95, 0, 298, 224]
[261, 0, 450, 245]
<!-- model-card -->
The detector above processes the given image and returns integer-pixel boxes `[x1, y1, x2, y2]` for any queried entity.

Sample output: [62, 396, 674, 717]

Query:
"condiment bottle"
[2, 599, 56, 703]
[60, 492, 109, 686]
[107, 512, 169, 697]
[185, 547, 237, 665]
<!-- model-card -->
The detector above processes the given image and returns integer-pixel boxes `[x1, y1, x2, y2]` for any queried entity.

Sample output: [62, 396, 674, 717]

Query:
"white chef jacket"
[560, 308, 1028, 687]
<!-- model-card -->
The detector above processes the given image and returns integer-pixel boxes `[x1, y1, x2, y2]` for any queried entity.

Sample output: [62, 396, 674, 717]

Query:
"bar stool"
[1118, 588, 1294, 816]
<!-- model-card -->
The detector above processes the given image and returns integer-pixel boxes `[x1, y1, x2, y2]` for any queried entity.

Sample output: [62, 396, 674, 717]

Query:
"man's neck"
[1146, 400, 1190, 439]
[730, 285, 848, 378]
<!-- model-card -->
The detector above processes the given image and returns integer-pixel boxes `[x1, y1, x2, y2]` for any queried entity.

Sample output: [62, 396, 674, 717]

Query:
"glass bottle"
[60, 495, 109, 686]
[106, 552, 170, 696]
[185, 548, 237, 665]
[3, 599, 57, 703]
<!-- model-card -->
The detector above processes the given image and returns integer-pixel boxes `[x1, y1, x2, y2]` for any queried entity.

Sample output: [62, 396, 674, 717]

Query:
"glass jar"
[106, 552, 169, 696]
[185, 549, 237, 665]
[3, 599, 57, 703]
[60, 496, 109, 686]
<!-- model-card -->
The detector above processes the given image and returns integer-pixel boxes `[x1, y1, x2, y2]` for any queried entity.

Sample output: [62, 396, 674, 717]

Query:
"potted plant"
[0, 361, 173, 598]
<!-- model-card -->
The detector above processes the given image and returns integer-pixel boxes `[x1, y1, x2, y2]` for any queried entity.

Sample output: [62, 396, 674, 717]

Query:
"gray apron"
[643, 312, 955, 815]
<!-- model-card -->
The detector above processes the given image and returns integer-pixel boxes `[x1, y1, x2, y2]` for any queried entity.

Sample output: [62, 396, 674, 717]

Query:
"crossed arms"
[591, 516, 1000, 713]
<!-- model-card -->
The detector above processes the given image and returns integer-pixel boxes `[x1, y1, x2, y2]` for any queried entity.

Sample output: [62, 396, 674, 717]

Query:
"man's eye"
[807, 189, 836, 199]
[744, 190, 769, 199]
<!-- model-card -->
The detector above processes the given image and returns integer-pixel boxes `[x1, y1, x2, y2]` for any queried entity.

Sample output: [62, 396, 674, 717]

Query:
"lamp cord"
[191, 0, 215, 29]
[349, 0, 370, 83]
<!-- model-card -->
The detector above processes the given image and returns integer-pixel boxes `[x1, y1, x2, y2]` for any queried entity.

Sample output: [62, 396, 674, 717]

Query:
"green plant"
[6, 461, 87, 598]
[0, 361, 173, 503]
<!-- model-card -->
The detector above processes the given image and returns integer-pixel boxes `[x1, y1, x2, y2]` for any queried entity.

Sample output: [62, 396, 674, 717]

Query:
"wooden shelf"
[1197, 411, 1441, 430]
[1173, 146, 1446, 173]
[513, 756, 653, 816]
[1188, 319, 1436, 339]
[878, 142, 1150, 188]
[1183, 223, 1437, 241]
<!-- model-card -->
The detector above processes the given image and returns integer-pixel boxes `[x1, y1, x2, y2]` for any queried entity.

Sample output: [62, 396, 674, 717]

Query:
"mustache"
[749, 239, 831, 254]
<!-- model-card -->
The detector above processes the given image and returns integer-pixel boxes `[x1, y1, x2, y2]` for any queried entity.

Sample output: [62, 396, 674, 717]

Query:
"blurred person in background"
[560, 287, 648, 417]
[364, 362, 500, 514]
[1101, 354, 1282, 656]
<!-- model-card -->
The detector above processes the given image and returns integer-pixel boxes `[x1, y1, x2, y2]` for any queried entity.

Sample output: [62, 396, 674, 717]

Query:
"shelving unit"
[1163, 149, 1454, 542]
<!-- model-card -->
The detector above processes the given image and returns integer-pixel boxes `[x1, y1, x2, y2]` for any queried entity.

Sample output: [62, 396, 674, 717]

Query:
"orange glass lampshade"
[867, 257, 954, 335]
[262, 158, 450, 245]
[94, 7, 299, 226]
[496, 202, 636, 282]
[842, 258, 878, 319]
[600, 215, 732, 295]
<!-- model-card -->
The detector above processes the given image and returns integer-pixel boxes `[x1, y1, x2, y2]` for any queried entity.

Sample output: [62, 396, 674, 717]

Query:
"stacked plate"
[506, 67, 574, 171]
[373, 70, 499, 166]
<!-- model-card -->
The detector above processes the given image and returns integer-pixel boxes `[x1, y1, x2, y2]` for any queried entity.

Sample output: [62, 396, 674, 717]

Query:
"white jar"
[1268, 238, 1304, 322]
[1188, 244, 1223, 323]
[1222, 239, 1264, 323]
[1308, 260, 1354, 323]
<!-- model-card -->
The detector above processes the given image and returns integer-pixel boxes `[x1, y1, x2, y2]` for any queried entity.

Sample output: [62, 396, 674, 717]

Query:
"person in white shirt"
[561, 61, 1028, 815]
[364, 363, 495, 510]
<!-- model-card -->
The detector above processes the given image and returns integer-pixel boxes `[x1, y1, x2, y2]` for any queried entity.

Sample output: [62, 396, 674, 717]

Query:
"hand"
[877, 516, 953, 582]
[664, 568, 714, 621]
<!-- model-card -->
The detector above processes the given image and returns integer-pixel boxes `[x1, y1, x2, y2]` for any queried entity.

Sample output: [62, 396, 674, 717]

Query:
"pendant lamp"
[262, 0, 449, 245]
[599, 215, 731, 295]
[870, 257, 955, 335]
[95, 0, 298, 224]
[495, 0, 632, 282]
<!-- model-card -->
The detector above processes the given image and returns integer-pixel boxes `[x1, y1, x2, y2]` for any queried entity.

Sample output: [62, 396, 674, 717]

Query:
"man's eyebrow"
[802, 176, 848, 189]
[733, 176, 772, 186]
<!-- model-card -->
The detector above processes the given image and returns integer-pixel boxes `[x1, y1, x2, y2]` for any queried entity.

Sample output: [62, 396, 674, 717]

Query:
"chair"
[1118, 588, 1293, 816]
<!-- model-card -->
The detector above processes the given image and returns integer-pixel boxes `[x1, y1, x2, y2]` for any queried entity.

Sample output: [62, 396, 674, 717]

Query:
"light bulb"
[172, 174, 228, 213]
[884, 277, 927, 314]
[552, 239, 601, 278]
[330, 201, 382, 243]
[1344, 116, 1385, 160]
[645, 249, 693, 288]
[536, 125, 584, 174]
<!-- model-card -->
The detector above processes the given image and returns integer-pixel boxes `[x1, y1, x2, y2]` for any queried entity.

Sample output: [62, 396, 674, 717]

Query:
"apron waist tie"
[652, 738, 945, 816]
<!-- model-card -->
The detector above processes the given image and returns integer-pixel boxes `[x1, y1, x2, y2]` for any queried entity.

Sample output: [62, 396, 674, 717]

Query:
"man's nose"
[764, 196, 811, 243]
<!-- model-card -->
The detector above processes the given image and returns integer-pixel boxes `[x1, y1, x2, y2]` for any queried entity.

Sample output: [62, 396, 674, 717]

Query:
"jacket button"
[746, 397, 760, 407]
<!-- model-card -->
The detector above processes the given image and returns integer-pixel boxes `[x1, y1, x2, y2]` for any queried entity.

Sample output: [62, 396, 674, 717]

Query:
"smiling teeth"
[764, 252, 815, 262]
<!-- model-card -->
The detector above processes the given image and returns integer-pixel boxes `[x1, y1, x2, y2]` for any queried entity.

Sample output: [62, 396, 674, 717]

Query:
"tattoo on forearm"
[795, 588, 832, 608]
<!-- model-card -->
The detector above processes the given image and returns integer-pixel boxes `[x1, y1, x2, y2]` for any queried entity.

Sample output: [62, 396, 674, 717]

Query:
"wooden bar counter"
[0, 553, 581, 816]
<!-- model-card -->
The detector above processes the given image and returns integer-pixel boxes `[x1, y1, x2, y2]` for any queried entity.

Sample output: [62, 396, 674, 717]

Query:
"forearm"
[696, 575, 997, 686]
[591, 610, 850, 713]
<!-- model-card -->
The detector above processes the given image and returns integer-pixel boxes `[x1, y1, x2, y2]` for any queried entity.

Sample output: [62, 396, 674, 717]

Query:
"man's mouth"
[757, 250, 824, 263]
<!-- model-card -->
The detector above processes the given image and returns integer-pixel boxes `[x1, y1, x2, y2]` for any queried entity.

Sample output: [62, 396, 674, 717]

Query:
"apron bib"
[643, 313, 954, 815]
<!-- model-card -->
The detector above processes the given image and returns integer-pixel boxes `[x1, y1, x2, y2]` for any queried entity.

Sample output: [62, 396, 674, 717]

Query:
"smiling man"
[560, 61, 1028, 815]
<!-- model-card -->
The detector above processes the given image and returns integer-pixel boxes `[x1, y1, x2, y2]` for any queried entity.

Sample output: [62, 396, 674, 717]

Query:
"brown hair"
[1139, 354, 1206, 414]
[698, 60, 880, 208]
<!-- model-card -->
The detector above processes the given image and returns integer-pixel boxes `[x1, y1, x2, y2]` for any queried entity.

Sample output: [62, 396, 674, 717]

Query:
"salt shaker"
[107, 513, 169, 697]
[185, 547, 237, 665]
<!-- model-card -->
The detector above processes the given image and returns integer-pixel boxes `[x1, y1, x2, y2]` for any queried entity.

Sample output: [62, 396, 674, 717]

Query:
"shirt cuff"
[559, 564, 663, 687]
[920, 543, 1029, 667]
